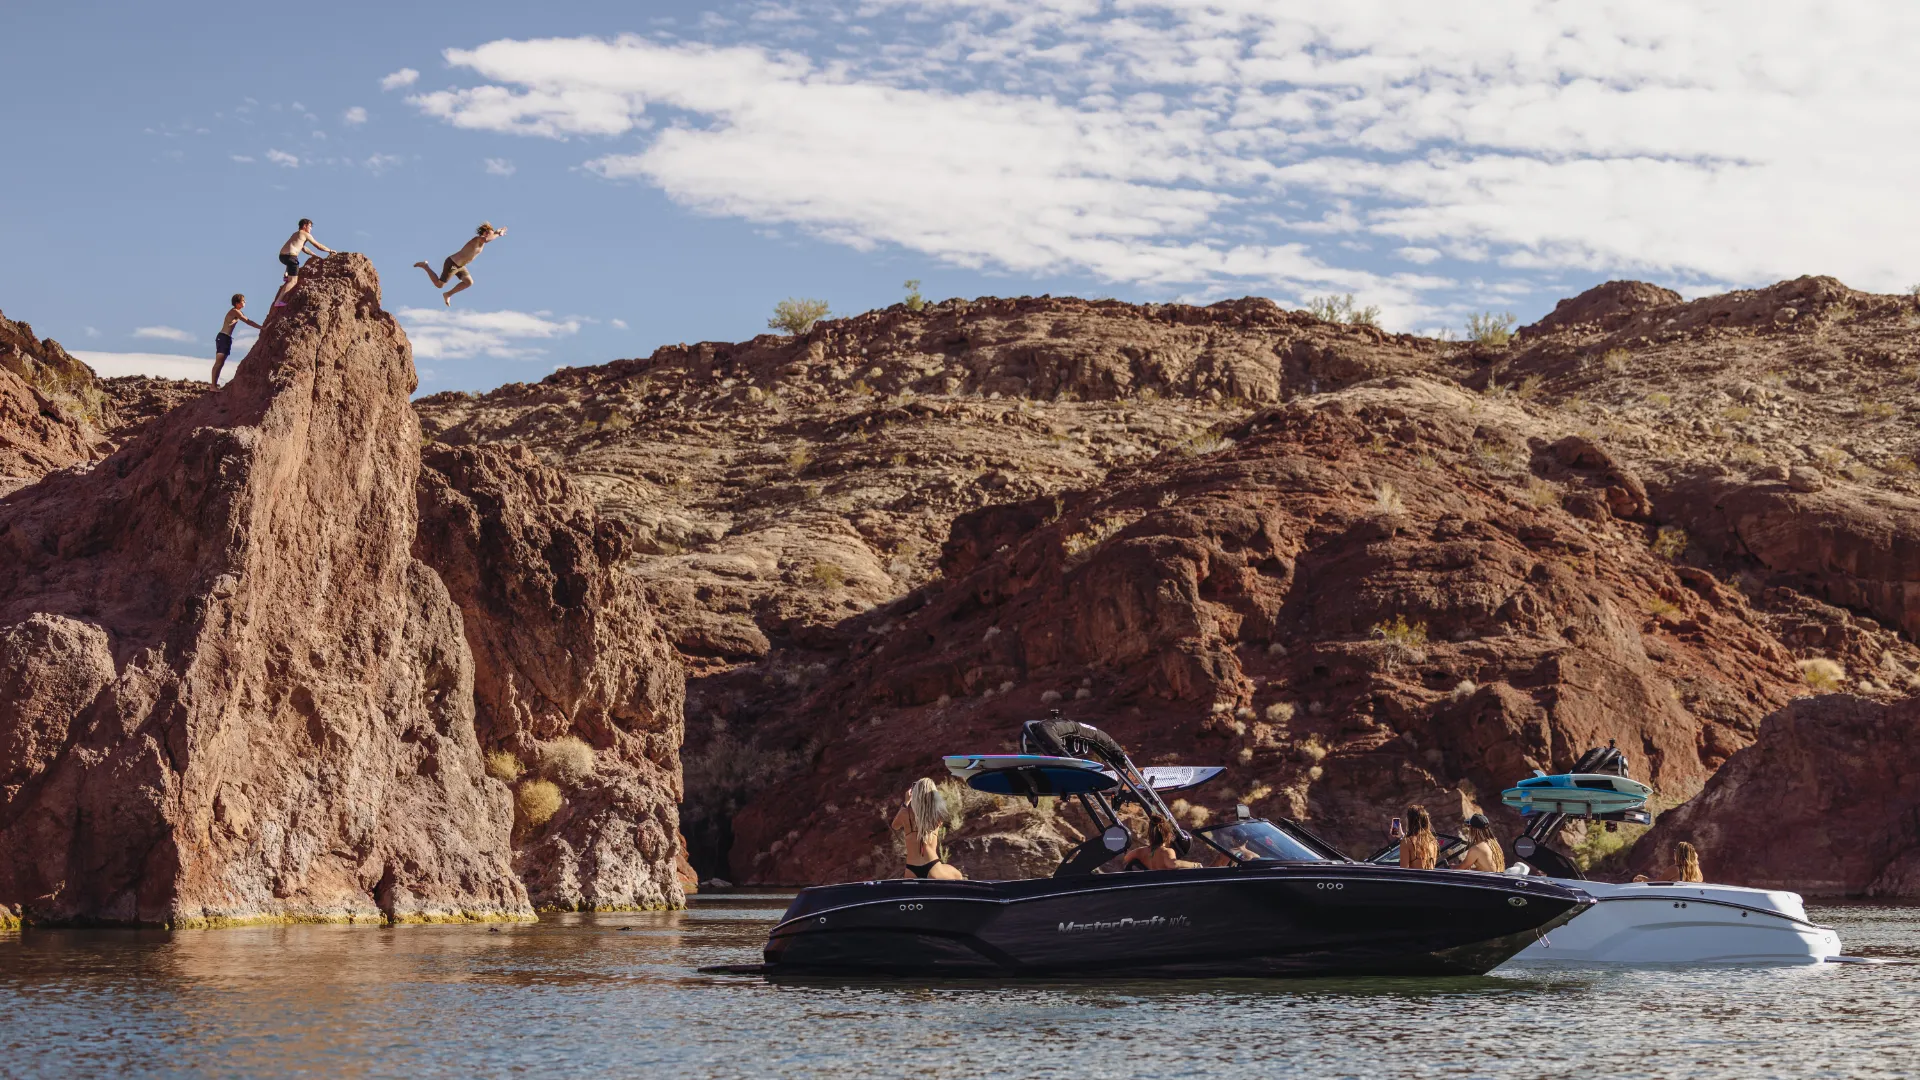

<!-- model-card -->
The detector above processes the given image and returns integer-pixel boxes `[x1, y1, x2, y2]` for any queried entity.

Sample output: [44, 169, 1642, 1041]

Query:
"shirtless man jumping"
[414, 222, 507, 306]
[211, 293, 262, 386]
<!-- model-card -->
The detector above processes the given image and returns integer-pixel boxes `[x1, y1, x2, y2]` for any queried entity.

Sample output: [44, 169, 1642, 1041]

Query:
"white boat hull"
[1504, 879, 1841, 966]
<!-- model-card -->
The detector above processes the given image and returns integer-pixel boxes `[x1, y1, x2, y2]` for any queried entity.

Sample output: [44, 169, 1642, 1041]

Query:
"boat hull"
[1506, 879, 1841, 965]
[764, 864, 1591, 978]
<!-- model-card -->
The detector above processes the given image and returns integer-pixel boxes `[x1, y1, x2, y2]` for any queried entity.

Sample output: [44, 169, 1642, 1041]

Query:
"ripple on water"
[1, 901, 1915, 1079]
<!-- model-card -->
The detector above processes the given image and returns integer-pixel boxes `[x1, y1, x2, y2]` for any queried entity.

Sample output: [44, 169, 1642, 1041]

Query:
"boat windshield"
[1198, 820, 1329, 864]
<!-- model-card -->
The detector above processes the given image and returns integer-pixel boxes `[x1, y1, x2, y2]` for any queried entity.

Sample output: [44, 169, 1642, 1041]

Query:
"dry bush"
[538, 736, 597, 788]
[1721, 405, 1754, 423]
[1602, 348, 1631, 373]
[1370, 615, 1429, 671]
[1264, 701, 1295, 724]
[768, 297, 830, 335]
[516, 780, 563, 830]
[1179, 431, 1235, 457]
[1515, 374, 1545, 400]
[1466, 311, 1517, 346]
[786, 445, 812, 472]
[1651, 526, 1688, 560]
[1645, 392, 1673, 408]
[1799, 658, 1845, 692]
[484, 751, 523, 783]
[1304, 293, 1382, 327]
[1525, 479, 1559, 508]
[811, 561, 848, 589]
[1371, 480, 1406, 516]
[1646, 596, 1681, 619]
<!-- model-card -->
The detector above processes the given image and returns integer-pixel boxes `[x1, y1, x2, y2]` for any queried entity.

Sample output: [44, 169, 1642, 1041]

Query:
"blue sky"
[7, 1, 1919, 393]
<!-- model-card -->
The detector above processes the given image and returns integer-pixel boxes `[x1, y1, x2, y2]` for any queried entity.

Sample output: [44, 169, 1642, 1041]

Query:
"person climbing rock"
[211, 293, 261, 386]
[414, 222, 507, 306]
[271, 218, 333, 312]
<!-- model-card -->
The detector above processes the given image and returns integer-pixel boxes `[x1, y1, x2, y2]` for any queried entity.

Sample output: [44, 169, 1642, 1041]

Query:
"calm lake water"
[1, 896, 1915, 1079]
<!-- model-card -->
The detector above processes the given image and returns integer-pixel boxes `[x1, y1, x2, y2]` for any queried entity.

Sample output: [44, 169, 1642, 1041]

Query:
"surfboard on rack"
[1501, 772, 1652, 816]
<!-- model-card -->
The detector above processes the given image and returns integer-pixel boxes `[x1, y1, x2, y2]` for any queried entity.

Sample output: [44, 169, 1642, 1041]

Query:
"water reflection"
[1, 901, 1914, 1079]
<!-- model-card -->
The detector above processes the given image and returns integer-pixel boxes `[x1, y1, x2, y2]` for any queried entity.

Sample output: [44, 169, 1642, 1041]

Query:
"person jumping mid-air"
[273, 218, 333, 310]
[211, 293, 262, 386]
[415, 222, 507, 306]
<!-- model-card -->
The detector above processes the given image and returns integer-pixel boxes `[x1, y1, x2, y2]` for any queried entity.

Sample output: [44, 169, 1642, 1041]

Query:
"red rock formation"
[1633, 694, 1920, 897]
[415, 443, 686, 910]
[0, 255, 530, 925]
[728, 379, 1836, 883]
[0, 310, 106, 490]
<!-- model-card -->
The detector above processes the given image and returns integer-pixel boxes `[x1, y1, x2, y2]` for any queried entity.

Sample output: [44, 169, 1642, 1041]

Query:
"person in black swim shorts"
[212, 293, 262, 386]
[414, 222, 508, 306]
[270, 218, 334, 313]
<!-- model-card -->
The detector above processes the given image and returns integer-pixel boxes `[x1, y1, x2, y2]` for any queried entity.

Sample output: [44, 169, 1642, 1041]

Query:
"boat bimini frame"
[1022, 713, 1192, 877]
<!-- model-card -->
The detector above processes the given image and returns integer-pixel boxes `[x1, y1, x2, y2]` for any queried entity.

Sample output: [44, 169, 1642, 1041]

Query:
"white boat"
[1504, 876, 1842, 965]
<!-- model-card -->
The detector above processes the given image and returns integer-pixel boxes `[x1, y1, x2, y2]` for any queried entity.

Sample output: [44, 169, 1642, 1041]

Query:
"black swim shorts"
[440, 257, 472, 284]
[215, 332, 233, 356]
[280, 253, 301, 277]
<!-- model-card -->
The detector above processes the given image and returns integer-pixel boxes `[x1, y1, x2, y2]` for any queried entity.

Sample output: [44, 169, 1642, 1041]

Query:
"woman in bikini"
[891, 778, 964, 880]
[1400, 805, 1439, 869]
[1122, 816, 1185, 871]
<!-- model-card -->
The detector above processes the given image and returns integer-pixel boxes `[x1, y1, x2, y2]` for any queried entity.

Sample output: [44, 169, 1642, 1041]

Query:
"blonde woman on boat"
[1674, 841, 1704, 883]
[1400, 805, 1439, 869]
[1455, 812, 1506, 873]
[891, 778, 965, 880]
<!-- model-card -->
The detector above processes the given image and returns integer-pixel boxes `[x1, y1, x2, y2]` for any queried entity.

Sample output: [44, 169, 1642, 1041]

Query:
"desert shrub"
[787, 445, 812, 471]
[1908, 283, 1920, 300]
[811, 561, 848, 588]
[1449, 679, 1478, 701]
[1646, 392, 1673, 407]
[484, 751, 523, 783]
[1651, 526, 1688, 560]
[1179, 431, 1235, 457]
[903, 279, 925, 312]
[1264, 701, 1295, 724]
[1646, 596, 1681, 619]
[1304, 293, 1382, 327]
[1466, 311, 1517, 347]
[768, 298, 830, 335]
[1569, 817, 1650, 873]
[849, 379, 874, 397]
[538, 737, 597, 788]
[1525, 479, 1559, 508]
[1514, 374, 1544, 400]
[1372, 481, 1406, 516]
[1370, 615, 1429, 671]
[1862, 402, 1898, 420]
[516, 779, 563, 830]
[1799, 658, 1845, 692]
[1601, 348, 1630, 373]
[1721, 405, 1754, 423]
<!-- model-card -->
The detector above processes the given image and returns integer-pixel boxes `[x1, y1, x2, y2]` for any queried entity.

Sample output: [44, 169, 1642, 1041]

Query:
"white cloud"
[408, 7, 1920, 324]
[364, 153, 404, 173]
[484, 157, 517, 176]
[610, 318, 628, 329]
[84, 326, 100, 338]
[381, 68, 420, 91]
[265, 148, 299, 168]
[343, 106, 368, 125]
[231, 154, 255, 164]
[133, 326, 194, 343]
[75, 350, 225, 384]
[397, 308, 583, 360]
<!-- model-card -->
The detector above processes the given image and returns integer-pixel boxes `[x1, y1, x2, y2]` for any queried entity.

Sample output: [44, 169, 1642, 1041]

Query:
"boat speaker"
[1514, 836, 1537, 857]
[1102, 825, 1129, 852]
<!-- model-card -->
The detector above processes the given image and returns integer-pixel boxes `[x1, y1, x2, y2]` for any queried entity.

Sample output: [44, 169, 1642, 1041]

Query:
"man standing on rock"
[211, 293, 261, 386]
[414, 222, 507, 306]
[271, 218, 333, 312]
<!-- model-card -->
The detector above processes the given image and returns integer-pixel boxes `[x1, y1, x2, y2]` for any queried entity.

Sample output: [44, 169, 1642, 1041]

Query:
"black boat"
[751, 716, 1592, 978]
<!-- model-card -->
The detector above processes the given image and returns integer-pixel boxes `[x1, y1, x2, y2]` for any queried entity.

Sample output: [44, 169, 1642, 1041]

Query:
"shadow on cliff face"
[0, 255, 686, 926]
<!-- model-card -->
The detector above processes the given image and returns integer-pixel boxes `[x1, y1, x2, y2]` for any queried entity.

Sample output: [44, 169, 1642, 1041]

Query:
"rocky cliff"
[1633, 694, 1920, 897]
[415, 443, 687, 910]
[0, 256, 685, 925]
[0, 310, 110, 493]
[413, 279, 1919, 885]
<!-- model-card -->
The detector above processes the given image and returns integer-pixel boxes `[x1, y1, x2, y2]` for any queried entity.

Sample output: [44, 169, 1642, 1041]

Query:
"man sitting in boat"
[892, 779, 965, 880]
[1454, 813, 1506, 872]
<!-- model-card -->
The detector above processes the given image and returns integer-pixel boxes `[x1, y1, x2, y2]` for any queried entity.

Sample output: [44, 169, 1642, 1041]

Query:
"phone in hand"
[1389, 817, 1405, 839]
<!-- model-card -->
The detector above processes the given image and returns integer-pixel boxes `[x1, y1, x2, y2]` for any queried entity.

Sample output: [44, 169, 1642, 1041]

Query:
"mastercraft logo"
[1057, 915, 1192, 934]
